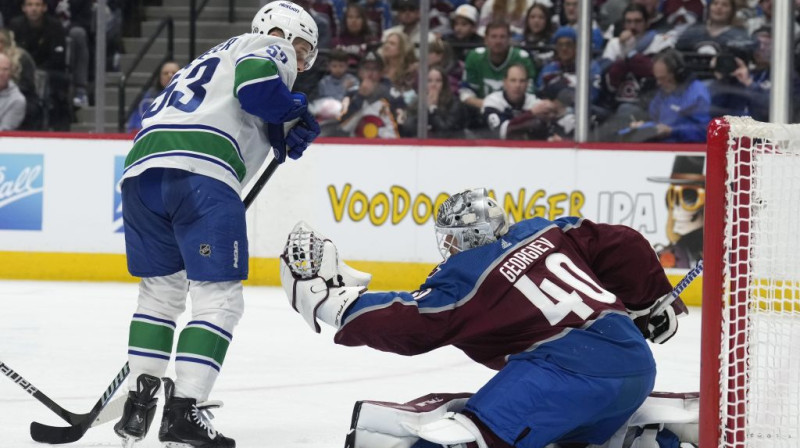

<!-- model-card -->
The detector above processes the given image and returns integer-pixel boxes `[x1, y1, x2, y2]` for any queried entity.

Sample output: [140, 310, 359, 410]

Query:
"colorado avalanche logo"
[340, 99, 399, 138]
[355, 115, 385, 139]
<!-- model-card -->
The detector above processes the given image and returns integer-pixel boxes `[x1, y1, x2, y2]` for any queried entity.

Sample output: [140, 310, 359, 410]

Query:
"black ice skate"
[113, 373, 162, 447]
[158, 377, 235, 448]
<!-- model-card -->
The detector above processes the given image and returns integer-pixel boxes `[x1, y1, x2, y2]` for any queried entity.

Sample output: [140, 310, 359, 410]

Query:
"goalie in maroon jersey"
[279, 188, 688, 448]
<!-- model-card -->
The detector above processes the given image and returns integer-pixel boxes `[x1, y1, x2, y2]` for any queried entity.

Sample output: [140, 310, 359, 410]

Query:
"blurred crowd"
[0, 0, 125, 131]
[294, 0, 800, 142]
[1, 0, 798, 141]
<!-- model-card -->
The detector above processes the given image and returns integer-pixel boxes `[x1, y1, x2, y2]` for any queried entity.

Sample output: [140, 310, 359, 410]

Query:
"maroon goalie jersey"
[335, 217, 682, 376]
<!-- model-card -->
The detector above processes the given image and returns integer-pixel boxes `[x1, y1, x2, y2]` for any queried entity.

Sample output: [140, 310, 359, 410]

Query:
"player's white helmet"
[252, 1, 319, 70]
[435, 188, 509, 259]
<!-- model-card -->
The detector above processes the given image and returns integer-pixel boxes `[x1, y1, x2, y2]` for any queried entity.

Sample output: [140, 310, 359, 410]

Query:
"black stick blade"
[30, 421, 89, 444]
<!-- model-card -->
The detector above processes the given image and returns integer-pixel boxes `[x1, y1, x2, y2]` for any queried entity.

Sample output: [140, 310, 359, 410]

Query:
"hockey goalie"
[280, 188, 694, 448]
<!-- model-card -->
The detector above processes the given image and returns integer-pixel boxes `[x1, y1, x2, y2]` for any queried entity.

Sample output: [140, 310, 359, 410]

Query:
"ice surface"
[0, 281, 701, 447]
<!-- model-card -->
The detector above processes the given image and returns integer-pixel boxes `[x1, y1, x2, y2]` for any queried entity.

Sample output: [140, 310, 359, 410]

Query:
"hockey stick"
[28, 155, 284, 444]
[1, 360, 116, 426]
[24, 362, 129, 444]
[652, 259, 704, 315]
[243, 157, 281, 208]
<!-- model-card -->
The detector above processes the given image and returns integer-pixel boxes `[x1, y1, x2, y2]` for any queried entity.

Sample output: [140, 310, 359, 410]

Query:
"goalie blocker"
[345, 392, 699, 448]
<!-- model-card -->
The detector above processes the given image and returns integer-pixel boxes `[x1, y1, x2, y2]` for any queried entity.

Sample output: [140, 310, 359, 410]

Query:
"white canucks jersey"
[121, 33, 299, 194]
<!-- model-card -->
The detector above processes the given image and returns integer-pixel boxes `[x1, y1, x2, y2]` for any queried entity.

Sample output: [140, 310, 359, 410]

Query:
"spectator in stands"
[419, 36, 463, 96]
[659, 0, 705, 29]
[444, 4, 483, 61]
[477, 0, 530, 42]
[105, 0, 125, 71]
[676, 0, 752, 55]
[746, 0, 800, 37]
[537, 26, 601, 103]
[0, 28, 36, 107]
[0, 28, 40, 130]
[709, 26, 800, 122]
[291, 0, 334, 102]
[51, 0, 90, 108]
[428, 0, 453, 38]
[9, 0, 69, 130]
[602, 0, 701, 34]
[597, 0, 629, 32]
[0, 52, 26, 131]
[629, 50, 710, 143]
[401, 66, 467, 138]
[337, 50, 406, 138]
[544, 85, 576, 141]
[383, 0, 421, 42]
[318, 49, 359, 101]
[312, 49, 359, 125]
[460, 20, 536, 112]
[310, 0, 339, 39]
[598, 3, 664, 138]
[602, 4, 664, 63]
[295, 0, 332, 50]
[126, 60, 180, 133]
[380, 29, 417, 104]
[362, 0, 393, 36]
[482, 62, 555, 139]
[0, 3, 21, 27]
[522, 3, 554, 50]
[556, 0, 604, 51]
[603, 0, 692, 53]
[333, 3, 379, 69]
[382, 0, 449, 48]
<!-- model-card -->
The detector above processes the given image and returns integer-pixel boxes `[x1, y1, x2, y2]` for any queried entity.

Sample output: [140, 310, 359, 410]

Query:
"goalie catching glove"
[280, 221, 372, 333]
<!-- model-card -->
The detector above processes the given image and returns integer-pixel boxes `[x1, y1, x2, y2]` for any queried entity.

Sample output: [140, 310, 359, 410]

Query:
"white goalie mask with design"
[252, 1, 319, 70]
[435, 188, 509, 260]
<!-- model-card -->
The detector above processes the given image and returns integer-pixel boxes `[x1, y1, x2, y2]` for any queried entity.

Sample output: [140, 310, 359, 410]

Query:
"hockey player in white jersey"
[113, 3, 320, 447]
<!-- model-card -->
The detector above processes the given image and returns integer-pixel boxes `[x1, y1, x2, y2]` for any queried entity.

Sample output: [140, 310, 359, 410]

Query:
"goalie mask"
[435, 188, 509, 260]
[252, 1, 319, 70]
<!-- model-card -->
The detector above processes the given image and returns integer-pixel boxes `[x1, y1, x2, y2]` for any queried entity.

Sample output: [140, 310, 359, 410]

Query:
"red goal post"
[701, 117, 800, 448]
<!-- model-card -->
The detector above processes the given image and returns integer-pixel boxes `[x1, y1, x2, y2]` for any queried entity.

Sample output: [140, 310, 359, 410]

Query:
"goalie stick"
[652, 260, 704, 316]
[28, 155, 284, 444]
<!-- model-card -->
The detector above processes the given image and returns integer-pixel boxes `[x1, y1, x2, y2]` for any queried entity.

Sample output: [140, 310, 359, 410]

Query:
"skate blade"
[121, 435, 142, 448]
[162, 442, 196, 448]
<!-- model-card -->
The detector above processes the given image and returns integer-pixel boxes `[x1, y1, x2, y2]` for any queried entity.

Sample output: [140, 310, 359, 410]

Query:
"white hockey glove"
[280, 221, 372, 333]
[629, 295, 688, 344]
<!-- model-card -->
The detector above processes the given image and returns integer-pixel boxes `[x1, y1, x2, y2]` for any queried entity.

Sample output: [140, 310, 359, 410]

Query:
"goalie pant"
[345, 392, 699, 448]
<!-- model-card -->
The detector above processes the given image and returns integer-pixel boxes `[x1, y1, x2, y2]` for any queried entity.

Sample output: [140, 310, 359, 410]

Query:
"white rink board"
[0, 136, 689, 263]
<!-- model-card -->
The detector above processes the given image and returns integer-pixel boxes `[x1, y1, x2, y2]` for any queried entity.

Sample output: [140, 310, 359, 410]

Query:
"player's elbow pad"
[237, 79, 296, 124]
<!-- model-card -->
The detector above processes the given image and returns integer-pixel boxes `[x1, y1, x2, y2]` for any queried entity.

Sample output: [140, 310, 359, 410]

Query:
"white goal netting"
[718, 117, 800, 447]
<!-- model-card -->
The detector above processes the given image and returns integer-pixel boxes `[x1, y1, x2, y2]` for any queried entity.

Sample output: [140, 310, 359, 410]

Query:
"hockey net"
[701, 117, 800, 448]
